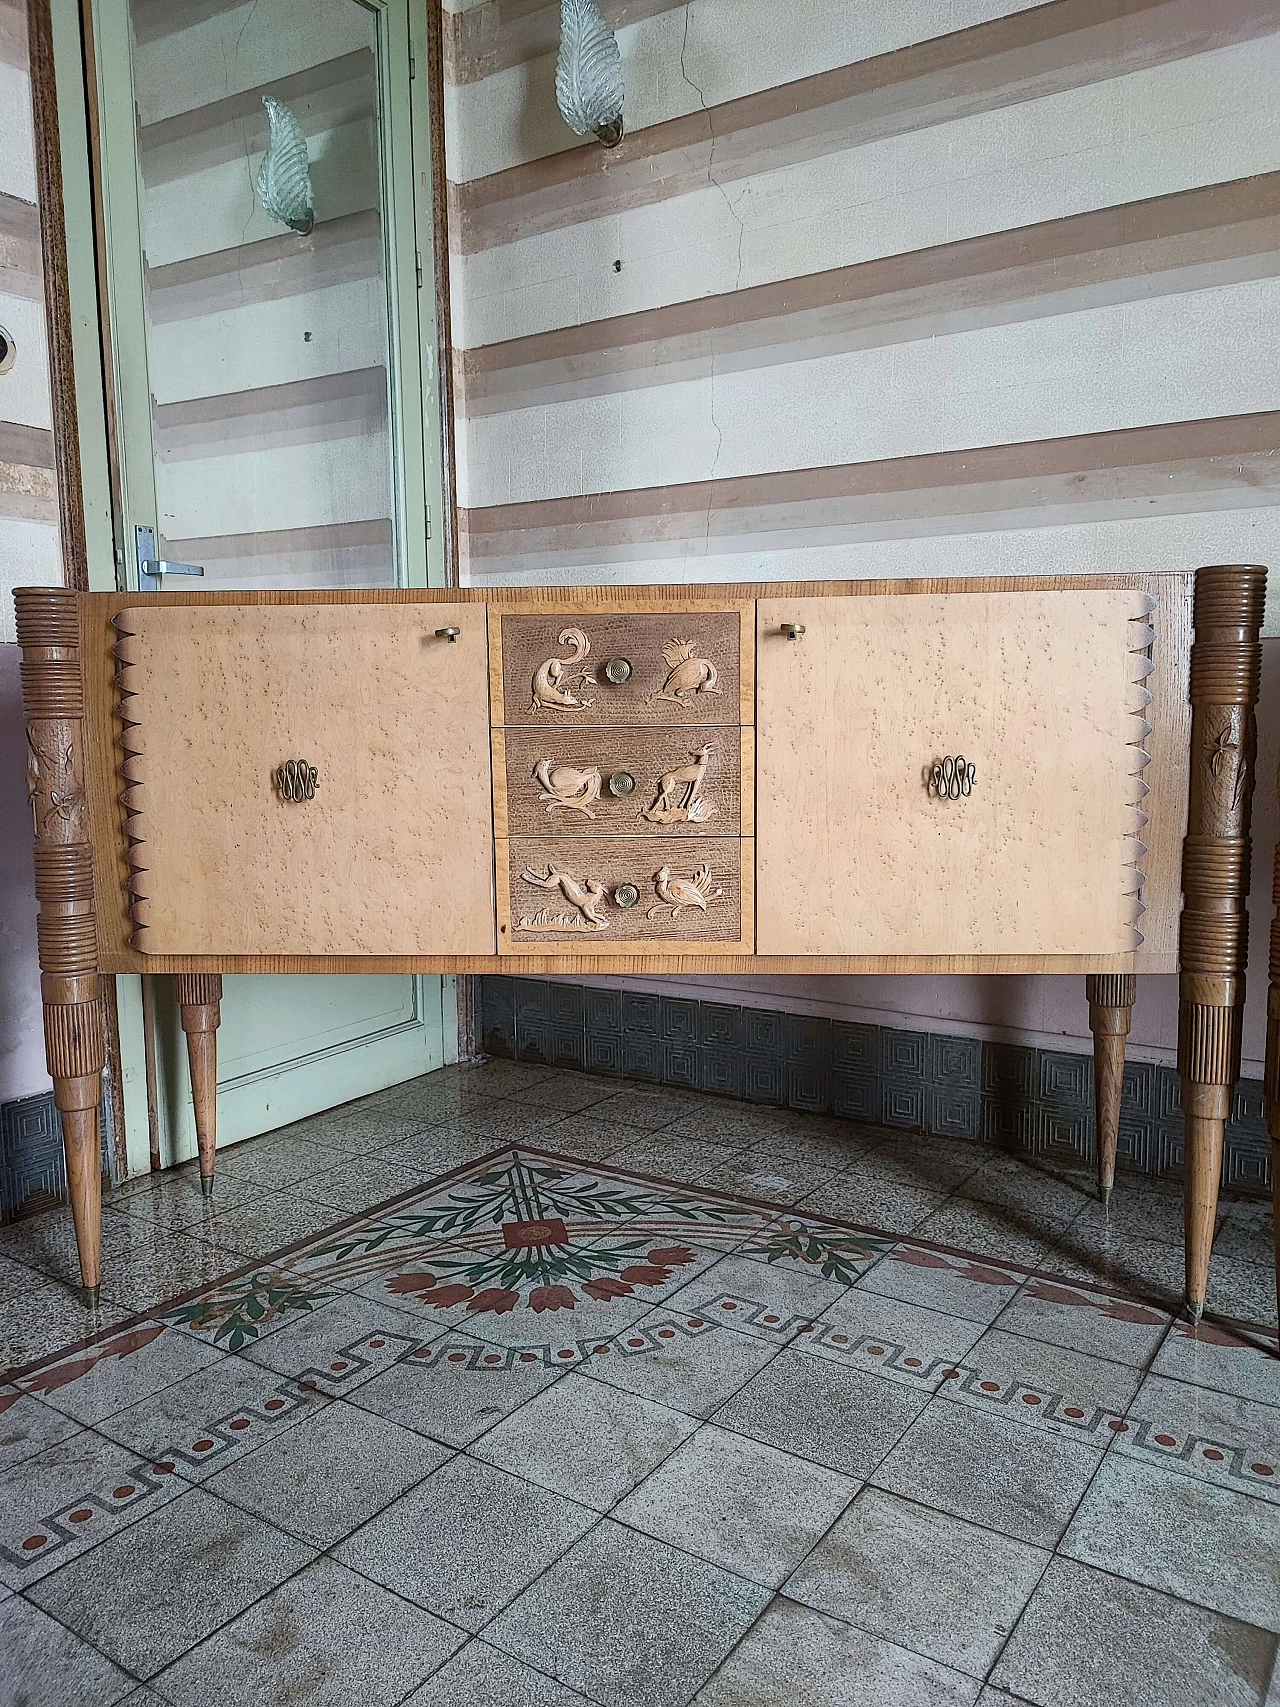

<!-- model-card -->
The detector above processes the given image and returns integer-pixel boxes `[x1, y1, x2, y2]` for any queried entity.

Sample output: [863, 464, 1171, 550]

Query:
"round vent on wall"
[0, 324, 14, 374]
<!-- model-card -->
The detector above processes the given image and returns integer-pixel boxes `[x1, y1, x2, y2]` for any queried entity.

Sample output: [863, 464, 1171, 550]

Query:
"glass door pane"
[131, 0, 400, 587]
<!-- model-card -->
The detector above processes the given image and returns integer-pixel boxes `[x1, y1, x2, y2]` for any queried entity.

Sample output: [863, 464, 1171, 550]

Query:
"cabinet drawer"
[500, 836, 751, 952]
[494, 609, 749, 727]
[496, 727, 750, 838]
[756, 589, 1154, 956]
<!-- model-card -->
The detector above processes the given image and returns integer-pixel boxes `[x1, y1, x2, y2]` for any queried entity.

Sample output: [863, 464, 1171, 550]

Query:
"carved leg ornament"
[16, 587, 105, 1302]
[177, 974, 222, 1194]
[1178, 564, 1265, 1322]
[1263, 807, 1280, 1336]
[1086, 973, 1135, 1207]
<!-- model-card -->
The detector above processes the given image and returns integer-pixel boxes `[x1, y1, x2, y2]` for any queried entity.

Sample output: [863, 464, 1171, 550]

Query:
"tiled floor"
[1, 1058, 1277, 1707]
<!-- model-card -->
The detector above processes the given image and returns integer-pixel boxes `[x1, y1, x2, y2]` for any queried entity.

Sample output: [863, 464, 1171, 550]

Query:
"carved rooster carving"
[650, 639, 720, 703]
[647, 863, 722, 920]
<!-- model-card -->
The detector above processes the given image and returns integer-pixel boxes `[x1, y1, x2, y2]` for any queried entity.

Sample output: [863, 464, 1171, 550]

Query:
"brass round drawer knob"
[614, 883, 640, 908]
[603, 657, 632, 684]
[608, 771, 635, 797]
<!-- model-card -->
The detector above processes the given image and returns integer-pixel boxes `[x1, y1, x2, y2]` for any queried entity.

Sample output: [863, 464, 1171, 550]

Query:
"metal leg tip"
[83, 1284, 101, 1310]
[200, 1175, 215, 1199]
[1100, 1182, 1112, 1208]
[1187, 1298, 1205, 1325]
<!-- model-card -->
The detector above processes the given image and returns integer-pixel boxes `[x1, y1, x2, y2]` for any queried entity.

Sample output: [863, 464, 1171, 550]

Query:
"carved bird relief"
[649, 638, 721, 704]
[641, 744, 717, 824]
[532, 628, 596, 710]
[520, 865, 610, 929]
[532, 758, 603, 817]
[646, 863, 722, 921]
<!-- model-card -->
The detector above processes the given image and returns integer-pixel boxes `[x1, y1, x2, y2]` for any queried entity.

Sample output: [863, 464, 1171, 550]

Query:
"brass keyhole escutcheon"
[603, 657, 632, 684]
[614, 883, 640, 908]
[608, 771, 635, 797]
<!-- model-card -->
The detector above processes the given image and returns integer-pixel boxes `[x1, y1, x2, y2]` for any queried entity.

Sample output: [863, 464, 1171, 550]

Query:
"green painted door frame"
[51, 0, 457, 1177]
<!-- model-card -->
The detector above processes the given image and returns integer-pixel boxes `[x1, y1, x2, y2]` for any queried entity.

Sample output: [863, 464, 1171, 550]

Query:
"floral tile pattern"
[2, 1060, 1278, 1706]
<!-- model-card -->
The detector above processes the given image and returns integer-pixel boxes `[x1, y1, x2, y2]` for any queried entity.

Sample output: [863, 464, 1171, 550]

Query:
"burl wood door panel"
[500, 836, 750, 953]
[494, 609, 748, 727]
[113, 604, 495, 955]
[756, 589, 1154, 956]
[496, 726, 750, 839]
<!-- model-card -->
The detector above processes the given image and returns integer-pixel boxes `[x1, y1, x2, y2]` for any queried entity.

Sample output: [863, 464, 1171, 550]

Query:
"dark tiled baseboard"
[0, 1086, 113, 1225]
[479, 976, 1274, 1193]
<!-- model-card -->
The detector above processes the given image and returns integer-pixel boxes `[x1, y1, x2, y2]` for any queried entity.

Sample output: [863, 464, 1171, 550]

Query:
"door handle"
[135, 524, 204, 592]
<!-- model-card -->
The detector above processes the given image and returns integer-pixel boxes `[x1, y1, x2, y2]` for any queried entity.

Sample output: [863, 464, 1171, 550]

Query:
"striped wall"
[443, 0, 1280, 1072]
[0, 0, 59, 1103]
[133, 0, 399, 589]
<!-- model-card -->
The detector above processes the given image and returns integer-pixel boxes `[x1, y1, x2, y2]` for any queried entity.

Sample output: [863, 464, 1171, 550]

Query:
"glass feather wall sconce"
[556, 0, 625, 148]
[257, 96, 315, 235]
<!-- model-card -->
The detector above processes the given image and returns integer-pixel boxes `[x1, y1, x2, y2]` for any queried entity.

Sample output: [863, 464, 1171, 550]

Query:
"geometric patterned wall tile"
[0, 1091, 66, 1222]
[474, 979, 1272, 1193]
[660, 996, 698, 1045]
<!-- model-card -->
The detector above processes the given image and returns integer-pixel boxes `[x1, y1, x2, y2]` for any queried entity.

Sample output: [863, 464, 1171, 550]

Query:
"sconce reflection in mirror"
[556, 0, 625, 148]
[257, 97, 315, 235]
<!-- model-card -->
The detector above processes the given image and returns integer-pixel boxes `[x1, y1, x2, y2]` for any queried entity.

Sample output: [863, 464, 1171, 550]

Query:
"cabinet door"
[756, 589, 1153, 956]
[114, 603, 494, 955]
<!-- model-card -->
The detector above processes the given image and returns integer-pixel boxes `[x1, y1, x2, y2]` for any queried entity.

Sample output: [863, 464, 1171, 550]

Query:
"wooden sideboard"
[15, 566, 1267, 1320]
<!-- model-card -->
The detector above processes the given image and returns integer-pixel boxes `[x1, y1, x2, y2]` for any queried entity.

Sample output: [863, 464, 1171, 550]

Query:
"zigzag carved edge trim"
[111, 612, 149, 951]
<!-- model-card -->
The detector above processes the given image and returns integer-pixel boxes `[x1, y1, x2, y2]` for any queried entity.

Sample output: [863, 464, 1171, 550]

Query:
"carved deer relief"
[519, 865, 610, 930]
[533, 759, 603, 817]
[642, 744, 717, 824]
[646, 863, 722, 921]
[532, 628, 596, 710]
[649, 639, 720, 704]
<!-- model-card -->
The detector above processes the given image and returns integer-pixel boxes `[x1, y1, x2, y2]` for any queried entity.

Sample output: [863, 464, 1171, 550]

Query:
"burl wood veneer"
[13, 570, 1265, 1321]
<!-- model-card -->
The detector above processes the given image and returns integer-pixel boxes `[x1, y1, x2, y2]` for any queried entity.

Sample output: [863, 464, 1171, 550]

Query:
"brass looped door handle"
[435, 626, 460, 643]
[929, 756, 976, 800]
[275, 759, 319, 802]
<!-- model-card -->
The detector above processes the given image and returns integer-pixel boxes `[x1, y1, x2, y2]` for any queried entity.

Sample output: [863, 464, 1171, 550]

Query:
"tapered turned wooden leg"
[177, 975, 222, 1194]
[17, 588, 106, 1303]
[1087, 973, 1135, 1206]
[1178, 564, 1265, 1321]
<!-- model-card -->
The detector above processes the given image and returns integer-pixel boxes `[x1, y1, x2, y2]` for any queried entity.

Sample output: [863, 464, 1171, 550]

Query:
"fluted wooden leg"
[1087, 973, 1135, 1206]
[17, 588, 105, 1302]
[177, 975, 222, 1193]
[1178, 564, 1265, 1322]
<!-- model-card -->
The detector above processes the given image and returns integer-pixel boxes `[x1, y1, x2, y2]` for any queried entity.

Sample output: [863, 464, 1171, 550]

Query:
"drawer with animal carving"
[496, 727, 750, 838]
[492, 608, 749, 727]
[498, 836, 751, 951]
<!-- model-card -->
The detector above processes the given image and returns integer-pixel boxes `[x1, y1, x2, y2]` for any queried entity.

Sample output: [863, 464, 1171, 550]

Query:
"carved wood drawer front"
[494, 609, 749, 726]
[756, 589, 1156, 957]
[497, 726, 750, 839]
[111, 603, 496, 956]
[499, 836, 751, 952]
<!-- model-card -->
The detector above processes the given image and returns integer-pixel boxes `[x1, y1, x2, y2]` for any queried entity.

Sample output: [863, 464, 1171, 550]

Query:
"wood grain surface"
[499, 835, 750, 952]
[73, 572, 1193, 975]
[111, 603, 496, 955]
[756, 587, 1153, 956]
[496, 725, 748, 839]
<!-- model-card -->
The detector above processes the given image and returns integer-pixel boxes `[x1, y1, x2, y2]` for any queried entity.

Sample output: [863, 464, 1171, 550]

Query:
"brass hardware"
[275, 759, 319, 802]
[929, 756, 976, 800]
[781, 622, 805, 641]
[608, 770, 636, 797]
[603, 657, 632, 684]
[435, 626, 460, 643]
[614, 883, 640, 909]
